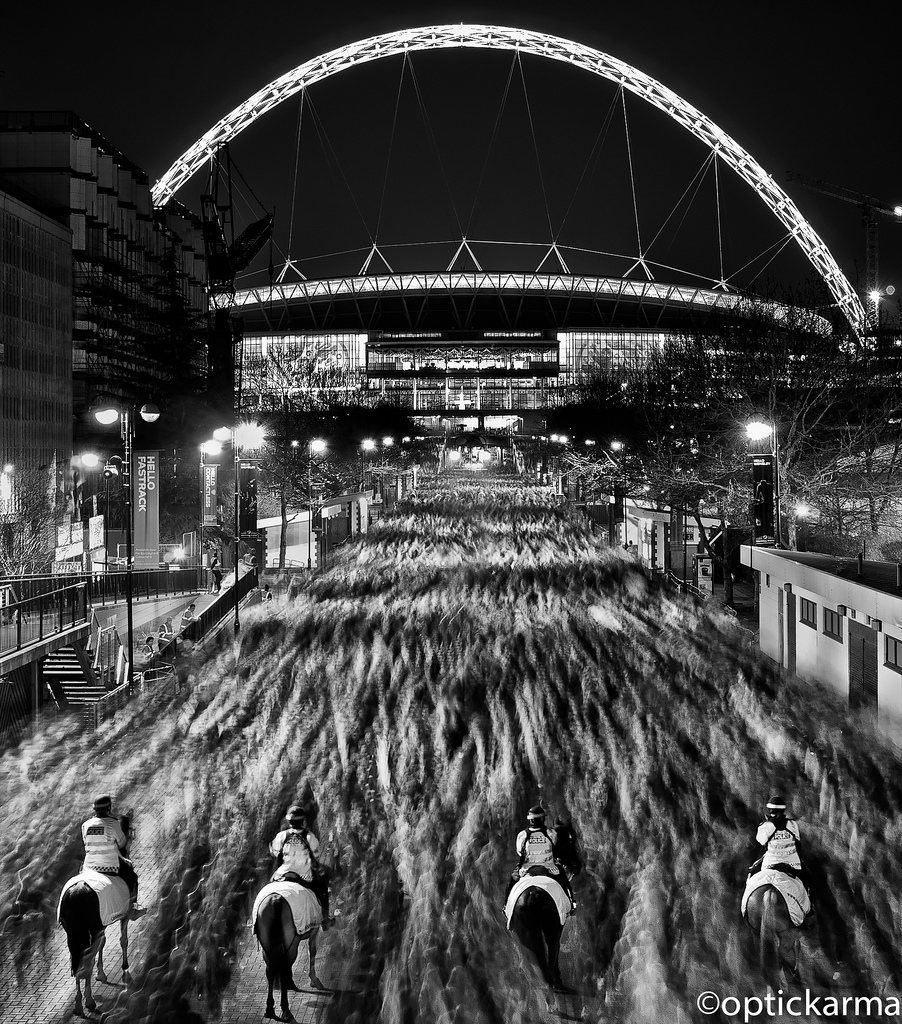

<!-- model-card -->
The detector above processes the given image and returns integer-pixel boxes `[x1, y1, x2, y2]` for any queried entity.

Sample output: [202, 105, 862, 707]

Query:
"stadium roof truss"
[152, 24, 867, 337]
[234, 272, 771, 333]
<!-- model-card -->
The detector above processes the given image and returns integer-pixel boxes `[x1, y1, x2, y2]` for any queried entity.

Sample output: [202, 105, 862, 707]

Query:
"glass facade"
[244, 327, 669, 423]
[0, 113, 208, 437]
[557, 330, 668, 375]
[0, 186, 72, 472]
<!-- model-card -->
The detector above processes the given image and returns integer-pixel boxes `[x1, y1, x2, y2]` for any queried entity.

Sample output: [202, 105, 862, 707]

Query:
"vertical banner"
[238, 460, 259, 539]
[751, 454, 776, 546]
[202, 464, 219, 525]
[134, 451, 160, 568]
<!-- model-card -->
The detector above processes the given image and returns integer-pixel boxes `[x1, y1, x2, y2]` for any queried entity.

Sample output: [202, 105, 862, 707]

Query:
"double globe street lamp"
[92, 401, 161, 695]
[206, 423, 266, 634]
[307, 438, 327, 570]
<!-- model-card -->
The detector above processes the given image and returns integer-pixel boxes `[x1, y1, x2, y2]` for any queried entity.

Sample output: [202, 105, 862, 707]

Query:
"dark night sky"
[4, 1, 900, 313]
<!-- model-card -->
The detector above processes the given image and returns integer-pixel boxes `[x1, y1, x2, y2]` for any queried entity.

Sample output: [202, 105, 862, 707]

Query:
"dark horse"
[508, 821, 582, 993]
[253, 882, 323, 1022]
[744, 883, 803, 981]
[58, 875, 131, 1017]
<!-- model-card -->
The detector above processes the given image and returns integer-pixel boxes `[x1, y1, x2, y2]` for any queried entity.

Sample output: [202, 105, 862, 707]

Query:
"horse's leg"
[82, 950, 97, 1013]
[96, 929, 108, 984]
[547, 924, 565, 991]
[263, 958, 278, 1020]
[279, 903, 297, 1022]
[307, 928, 323, 989]
[121, 918, 131, 982]
[73, 970, 84, 1018]
[285, 934, 301, 990]
[280, 955, 295, 1022]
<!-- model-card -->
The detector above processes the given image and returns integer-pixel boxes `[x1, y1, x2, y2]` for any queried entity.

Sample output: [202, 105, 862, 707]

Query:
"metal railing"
[3, 567, 204, 608]
[0, 583, 90, 657]
[189, 566, 259, 640]
[88, 569, 259, 729]
[661, 569, 708, 601]
[92, 620, 125, 689]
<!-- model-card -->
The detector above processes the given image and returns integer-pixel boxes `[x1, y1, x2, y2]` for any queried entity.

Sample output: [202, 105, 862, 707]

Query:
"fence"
[88, 662, 173, 728]
[0, 583, 90, 657]
[188, 566, 259, 641]
[88, 568, 259, 729]
[3, 568, 204, 608]
[93, 622, 124, 689]
[661, 569, 708, 602]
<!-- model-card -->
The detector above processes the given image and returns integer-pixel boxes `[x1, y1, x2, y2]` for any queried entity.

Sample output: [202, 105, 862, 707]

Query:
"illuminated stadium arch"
[152, 24, 866, 336]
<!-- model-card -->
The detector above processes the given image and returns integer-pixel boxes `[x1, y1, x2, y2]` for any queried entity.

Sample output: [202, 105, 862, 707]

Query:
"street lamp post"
[93, 401, 160, 695]
[212, 423, 266, 634]
[308, 438, 326, 570]
[746, 419, 781, 548]
[360, 438, 375, 489]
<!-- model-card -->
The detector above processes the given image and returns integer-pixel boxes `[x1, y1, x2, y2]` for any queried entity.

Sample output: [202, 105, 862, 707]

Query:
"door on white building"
[848, 620, 878, 710]
[785, 589, 796, 675]
[777, 587, 784, 667]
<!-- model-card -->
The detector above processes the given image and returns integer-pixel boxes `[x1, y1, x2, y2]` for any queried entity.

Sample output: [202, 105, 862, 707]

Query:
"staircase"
[42, 645, 106, 709]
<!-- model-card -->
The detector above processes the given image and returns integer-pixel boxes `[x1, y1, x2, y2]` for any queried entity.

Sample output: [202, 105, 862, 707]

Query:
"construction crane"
[201, 145, 273, 416]
[787, 172, 901, 330]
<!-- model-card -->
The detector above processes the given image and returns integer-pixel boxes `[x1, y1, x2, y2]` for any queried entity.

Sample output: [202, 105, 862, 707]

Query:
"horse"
[57, 872, 131, 1017]
[743, 881, 805, 981]
[508, 875, 570, 991]
[253, 879, 323, 1021]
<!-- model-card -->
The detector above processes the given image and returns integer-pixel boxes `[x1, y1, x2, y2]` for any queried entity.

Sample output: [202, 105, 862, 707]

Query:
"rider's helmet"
[286, 805, 306, 827]
[93, 795, 112, 815]
[765, 795, 787, 821]
[526, 805, 546, 826]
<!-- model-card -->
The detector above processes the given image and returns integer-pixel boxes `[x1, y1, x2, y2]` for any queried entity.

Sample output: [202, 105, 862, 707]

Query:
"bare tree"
[243, 348, 417, 568]
[555, 299, 867, 604]
[0, 456, 69, 576]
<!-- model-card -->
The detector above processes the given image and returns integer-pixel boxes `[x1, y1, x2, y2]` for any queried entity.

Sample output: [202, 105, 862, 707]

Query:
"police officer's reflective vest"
[757, 818, 802, 870]
[516, 825, 559, 869]
[82, 815, 127, 872]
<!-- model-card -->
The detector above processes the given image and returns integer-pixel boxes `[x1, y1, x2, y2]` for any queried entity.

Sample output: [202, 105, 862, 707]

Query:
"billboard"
[134, 451, 160, 568]
[202, 464, 218, 525]
[88, 514, 105, 552]
[751, 454, 776, 546]
[238, 460, 259, 539]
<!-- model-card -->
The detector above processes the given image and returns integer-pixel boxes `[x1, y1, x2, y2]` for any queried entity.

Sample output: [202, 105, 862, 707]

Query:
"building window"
[823, 608, 843, 641]
[886, 636, 902, 675]
[799, 597, 817, 628]
[765, 574, 770, 588]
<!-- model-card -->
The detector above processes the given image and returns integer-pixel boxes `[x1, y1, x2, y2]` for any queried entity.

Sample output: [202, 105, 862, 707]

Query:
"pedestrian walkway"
[91, 589, 222, 638]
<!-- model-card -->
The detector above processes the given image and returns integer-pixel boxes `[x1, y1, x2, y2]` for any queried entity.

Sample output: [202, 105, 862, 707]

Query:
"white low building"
[741, 545, 902, 743]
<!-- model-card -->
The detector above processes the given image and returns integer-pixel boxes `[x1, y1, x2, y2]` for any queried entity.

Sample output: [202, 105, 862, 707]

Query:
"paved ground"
[0, 564, 761, 1021]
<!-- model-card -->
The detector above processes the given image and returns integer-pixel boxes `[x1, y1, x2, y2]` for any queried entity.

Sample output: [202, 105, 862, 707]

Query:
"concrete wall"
[742, 546, 902, 745]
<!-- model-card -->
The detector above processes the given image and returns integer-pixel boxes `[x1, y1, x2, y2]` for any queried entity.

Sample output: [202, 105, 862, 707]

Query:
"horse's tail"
[255, 894, 288, 969]
[511, 886, 559, 987]
[59, 881, 102, 976]
[759, 887, 778, 976]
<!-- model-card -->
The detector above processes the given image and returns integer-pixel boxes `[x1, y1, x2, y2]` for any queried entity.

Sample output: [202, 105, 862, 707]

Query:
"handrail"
[2, 568, 204, 608]
[0, 583, 90, 657]
[88, 570, 259, 729]
[662, 570, 708, 601]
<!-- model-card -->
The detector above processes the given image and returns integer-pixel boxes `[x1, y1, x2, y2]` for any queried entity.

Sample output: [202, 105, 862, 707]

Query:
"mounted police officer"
[748, 794, 811, 894]
[81, 795, 147, 918]
[507, 805, 575, 909]
[269, 805, 333, 929]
